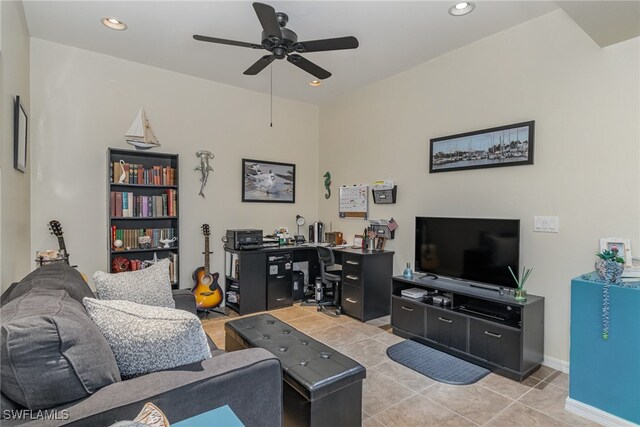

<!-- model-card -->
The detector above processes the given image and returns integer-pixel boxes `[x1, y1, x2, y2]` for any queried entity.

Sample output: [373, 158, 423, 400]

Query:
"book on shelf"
[111, 190, 177, 218]
[111, 162, 177, 186]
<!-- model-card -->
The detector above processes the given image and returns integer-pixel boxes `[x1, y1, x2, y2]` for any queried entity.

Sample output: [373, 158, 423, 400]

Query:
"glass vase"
[514, 288, 527, 302]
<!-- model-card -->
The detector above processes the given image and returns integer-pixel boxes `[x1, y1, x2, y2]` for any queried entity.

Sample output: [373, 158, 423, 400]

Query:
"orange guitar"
[191, 224, 224, 309]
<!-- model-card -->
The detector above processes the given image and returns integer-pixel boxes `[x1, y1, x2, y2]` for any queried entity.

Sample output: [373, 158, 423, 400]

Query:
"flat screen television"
[415, 217, 520, 289]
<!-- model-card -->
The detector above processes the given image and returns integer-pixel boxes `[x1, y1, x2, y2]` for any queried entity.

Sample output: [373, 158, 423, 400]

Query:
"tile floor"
[201, 304, 599, 427]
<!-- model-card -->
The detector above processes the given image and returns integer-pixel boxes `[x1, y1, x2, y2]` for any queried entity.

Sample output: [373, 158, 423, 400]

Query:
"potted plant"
[595, 246, 625, 283]
[508, 266, 533, 302]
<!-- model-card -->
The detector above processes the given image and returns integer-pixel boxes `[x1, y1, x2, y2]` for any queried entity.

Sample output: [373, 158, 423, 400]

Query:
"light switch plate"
[534, 216, 559, 233]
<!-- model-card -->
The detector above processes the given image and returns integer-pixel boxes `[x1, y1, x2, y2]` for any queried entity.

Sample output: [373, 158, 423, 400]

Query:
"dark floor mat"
[386, 340, 490, 385]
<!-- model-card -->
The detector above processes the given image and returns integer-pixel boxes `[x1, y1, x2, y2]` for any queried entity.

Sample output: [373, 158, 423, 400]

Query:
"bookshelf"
[107, 148, 180, 288]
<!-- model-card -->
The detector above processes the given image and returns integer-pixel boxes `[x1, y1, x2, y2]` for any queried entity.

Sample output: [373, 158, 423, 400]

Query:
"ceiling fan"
[193, 2, 359, 80]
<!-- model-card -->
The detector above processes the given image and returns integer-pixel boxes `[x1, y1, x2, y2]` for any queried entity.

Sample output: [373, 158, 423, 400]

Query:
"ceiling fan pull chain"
[270, 63, 273, 128]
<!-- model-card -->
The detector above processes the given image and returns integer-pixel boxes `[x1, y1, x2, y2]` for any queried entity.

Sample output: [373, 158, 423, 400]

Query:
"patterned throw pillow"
[83, 298, 211, 377]
[93, 258, 175, 308]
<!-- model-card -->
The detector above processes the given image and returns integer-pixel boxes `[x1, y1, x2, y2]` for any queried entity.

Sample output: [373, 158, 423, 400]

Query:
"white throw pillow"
[93, 258, 175, 308]
[83, 298, 211, 377]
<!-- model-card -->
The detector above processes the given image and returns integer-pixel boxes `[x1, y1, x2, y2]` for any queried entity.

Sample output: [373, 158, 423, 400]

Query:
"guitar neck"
[204, 236, 210, 274]
[56, 236, 70, 265]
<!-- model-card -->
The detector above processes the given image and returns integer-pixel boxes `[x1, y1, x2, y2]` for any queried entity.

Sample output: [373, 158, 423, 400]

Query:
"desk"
[224, 245, 394, 321]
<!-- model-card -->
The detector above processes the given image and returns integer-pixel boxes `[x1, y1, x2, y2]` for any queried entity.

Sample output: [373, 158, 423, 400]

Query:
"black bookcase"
[107, 148, 180, 288]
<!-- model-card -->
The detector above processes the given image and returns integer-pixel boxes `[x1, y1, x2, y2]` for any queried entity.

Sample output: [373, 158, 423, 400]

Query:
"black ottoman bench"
[225, 314, 366, 427]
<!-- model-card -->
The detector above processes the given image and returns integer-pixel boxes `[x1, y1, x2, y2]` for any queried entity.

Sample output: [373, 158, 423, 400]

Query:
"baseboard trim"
[565, 397, 637, 427]
[542, 355, 569, 374]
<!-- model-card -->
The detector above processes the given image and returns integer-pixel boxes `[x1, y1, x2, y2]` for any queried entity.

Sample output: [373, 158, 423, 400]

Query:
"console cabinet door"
[426, 307, 468, 352]
[392, 297, 425, 336]
[469, 319, 521, 371]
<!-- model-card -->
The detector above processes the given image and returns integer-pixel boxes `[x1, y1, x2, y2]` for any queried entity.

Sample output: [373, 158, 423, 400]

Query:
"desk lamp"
[294, 215, 306, 243]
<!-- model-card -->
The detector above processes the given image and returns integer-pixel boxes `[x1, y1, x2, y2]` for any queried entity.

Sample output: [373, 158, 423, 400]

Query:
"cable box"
[401, 288, 429, 299]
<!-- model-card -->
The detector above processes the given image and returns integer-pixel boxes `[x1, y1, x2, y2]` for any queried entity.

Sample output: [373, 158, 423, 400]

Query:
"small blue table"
[173, 405, 244, 427]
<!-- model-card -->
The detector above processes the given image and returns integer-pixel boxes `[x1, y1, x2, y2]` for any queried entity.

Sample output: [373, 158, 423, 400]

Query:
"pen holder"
[365, 237, 375, 251]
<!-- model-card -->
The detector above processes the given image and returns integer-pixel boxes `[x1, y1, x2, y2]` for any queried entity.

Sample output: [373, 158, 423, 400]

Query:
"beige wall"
[1, 0, 30, 291]
[318, 10, 640, 367]
[30, 39, 319, 288]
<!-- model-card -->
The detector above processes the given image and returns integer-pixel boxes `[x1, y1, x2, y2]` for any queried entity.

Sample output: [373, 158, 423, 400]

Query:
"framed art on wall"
[14, 96, 28, 173]
[242, 158, 295, 203]
[430, 120, 534, 173]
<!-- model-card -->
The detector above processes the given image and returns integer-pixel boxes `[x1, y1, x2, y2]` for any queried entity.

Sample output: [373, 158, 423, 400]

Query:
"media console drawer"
[392, 297, 425, 337]
[469, 319, 521, 371]
[426, 307, 468, 352]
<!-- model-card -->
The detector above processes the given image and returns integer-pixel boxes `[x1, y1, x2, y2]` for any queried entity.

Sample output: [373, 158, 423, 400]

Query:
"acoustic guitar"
[47, 220, 70, 265]
[191, 224, 224, 309]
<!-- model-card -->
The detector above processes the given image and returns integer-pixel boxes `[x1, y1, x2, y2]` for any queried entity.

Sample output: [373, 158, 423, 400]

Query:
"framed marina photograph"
[429, 121, 534, 173]
[242, 158, 295, 203]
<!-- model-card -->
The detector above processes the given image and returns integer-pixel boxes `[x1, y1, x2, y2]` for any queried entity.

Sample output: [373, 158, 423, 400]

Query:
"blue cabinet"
[570, 276, 640, 424]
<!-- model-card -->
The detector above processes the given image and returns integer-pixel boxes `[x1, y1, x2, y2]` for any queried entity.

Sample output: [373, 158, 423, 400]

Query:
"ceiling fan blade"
[244, 55, 276, 75]
[293, 36, 359, 53]
[193, 35, 262, 49]
[253, 2, 282, 39]
[287, 54, 331, 80]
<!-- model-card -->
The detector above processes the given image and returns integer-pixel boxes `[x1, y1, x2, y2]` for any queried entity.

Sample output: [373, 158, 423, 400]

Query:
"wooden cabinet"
[390, 276, 544, 381]
[107, 149, 179, 288]
[339, 251, 394, 322]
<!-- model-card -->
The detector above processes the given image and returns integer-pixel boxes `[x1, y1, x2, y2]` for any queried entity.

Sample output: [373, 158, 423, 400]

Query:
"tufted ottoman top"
[225, 314, 366, 401]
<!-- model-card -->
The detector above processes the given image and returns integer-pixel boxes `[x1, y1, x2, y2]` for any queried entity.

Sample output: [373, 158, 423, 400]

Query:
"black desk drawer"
[342, 255, 362, 270]
[469, 319, 520, 371]
[342, 284, 363, 319]
[342, 271, 363, 287]
[392, 297, 425, 336]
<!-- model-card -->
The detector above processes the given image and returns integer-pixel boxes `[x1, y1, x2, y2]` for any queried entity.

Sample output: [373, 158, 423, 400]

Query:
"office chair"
[304, 246, 342, 316]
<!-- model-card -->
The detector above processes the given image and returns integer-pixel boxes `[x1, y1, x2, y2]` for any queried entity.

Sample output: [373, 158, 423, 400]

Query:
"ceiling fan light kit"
[193, 2, 359, 80]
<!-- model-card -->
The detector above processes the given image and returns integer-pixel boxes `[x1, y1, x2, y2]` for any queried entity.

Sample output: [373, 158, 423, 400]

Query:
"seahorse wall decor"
[323, 171, 332, 199]
[195, 150, 214, 198]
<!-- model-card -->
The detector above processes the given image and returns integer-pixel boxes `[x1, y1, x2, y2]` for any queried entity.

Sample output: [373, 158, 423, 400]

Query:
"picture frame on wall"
[600, 237, 633, 267]
[429, 120, 534, 173]
[14, 96, 28, 173]
[242, 158, 296, 203]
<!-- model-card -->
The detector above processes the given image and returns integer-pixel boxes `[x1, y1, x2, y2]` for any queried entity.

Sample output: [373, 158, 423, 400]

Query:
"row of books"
[110, 226, 176, 250]
[111, 162, 177, 186]
[225, 251, 241, 279]
[112, 253, 178, 284]
[111, 190, 177, 218]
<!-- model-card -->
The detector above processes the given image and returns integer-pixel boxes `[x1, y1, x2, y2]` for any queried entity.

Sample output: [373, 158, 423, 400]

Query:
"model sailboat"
[125, 108, 160, 150]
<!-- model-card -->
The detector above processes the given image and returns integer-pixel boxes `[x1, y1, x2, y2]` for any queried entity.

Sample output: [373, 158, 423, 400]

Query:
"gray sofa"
[0, 264, 283, 426]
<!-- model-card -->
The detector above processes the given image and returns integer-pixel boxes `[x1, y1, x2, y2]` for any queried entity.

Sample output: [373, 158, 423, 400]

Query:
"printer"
[225, 229, 263, 250]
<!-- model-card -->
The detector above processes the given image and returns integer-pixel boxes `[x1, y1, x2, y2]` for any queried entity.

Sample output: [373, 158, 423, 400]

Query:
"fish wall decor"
[195, 150, 215, 198]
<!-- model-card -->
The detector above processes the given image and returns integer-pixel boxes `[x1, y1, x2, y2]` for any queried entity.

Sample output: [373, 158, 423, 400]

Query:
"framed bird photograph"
[242, 158, 296, 203]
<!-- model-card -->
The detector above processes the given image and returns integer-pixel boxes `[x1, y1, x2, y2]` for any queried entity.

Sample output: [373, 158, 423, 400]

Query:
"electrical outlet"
[533, 216, 559, 233]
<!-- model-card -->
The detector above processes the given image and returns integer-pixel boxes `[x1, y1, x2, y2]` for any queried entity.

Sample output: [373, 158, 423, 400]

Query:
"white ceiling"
[23, 1, 561, 105]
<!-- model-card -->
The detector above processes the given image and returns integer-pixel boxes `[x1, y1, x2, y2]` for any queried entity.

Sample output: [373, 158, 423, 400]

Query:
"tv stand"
[391, 275, 544, 381]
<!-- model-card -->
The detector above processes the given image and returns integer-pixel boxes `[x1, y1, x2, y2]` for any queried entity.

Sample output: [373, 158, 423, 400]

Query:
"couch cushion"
[83, 298, 211, 378]
[0, 289, 121, 410]
[93, 258, 175, 308]
[1, 263, 93, 306]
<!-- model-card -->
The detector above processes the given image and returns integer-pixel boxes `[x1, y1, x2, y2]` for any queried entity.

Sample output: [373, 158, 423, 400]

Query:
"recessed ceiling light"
[101, 17, 127, 31]
[449, 2, 475, 16]
[309, 80, 321, 87]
